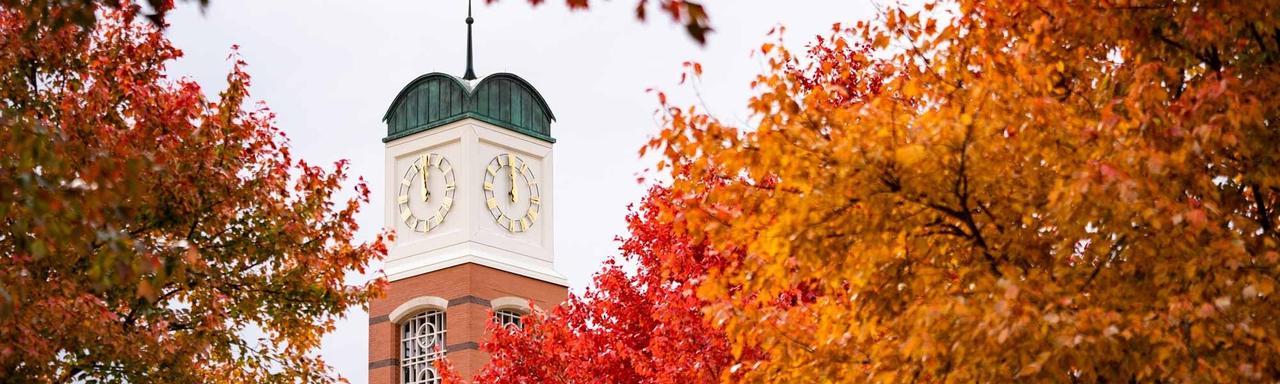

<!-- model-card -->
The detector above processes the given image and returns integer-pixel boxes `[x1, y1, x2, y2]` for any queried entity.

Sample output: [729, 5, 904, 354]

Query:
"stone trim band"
[447, 295, 491, 307]
[446, 341, 480, 353]
[369, 358, 396, 369]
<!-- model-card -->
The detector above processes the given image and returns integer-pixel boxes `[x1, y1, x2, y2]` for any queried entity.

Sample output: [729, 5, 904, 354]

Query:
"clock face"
[482, 153, 541, 233]
[398, 153, 456, 233]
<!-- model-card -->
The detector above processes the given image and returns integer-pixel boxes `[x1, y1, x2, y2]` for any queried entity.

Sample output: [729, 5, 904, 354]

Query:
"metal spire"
[462, 0, 477, 80]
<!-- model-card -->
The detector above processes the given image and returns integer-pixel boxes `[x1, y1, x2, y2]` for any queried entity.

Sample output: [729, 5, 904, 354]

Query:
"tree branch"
[1081, 235, 1127, 292]
[1253, 183, 1274, 236]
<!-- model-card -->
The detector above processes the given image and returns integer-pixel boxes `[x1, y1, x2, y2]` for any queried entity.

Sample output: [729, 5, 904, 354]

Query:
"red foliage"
[783, 26, 888, 107]
[0, 4, 386, 382]
[473, 185, 750, 383]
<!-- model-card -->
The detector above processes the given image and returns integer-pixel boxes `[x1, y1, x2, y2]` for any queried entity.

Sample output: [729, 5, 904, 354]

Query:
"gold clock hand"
[420, 154, 430, 203]
[509, 159, 518, 204]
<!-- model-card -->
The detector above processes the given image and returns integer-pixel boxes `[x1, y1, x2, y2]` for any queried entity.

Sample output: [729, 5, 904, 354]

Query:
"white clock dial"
[397, 153, 456, 232]
[482, 153, 541, 233]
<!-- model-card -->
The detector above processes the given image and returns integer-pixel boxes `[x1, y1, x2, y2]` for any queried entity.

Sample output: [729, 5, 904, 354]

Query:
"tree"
[522, 0, 712, 44]
[475, 184, 753, 383]
[647, 0, 1280, 381]
[0, 4, 386, 382]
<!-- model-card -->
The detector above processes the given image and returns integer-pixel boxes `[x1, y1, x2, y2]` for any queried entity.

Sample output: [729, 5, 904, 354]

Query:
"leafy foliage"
[505, 0, 711, 44]
[475, 185, 751, 383]
[0, 0, 207, 30]
[644, 0, 1280, 381]
[0, 3, 386, 382]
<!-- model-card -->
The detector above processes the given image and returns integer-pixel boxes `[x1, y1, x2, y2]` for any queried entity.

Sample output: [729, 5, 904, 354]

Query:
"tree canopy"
[483, 0, 1280, 382]
[0, 4, 386, 382]
[646, 0, 1280, 381]
[476, 184, 753, 383]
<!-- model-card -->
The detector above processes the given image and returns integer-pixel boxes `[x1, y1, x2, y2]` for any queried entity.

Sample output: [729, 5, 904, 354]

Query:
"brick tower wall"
[368, 263, 569, 383]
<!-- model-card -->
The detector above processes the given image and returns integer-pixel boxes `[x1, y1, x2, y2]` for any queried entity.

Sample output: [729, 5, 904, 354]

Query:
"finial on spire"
[462, 0, 477, 80]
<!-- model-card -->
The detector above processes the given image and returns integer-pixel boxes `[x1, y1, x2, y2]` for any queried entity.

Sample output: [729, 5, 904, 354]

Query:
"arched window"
[494, 308, 523, 329]
[490, 297, 532, 330]
[400, 310, 446, 384]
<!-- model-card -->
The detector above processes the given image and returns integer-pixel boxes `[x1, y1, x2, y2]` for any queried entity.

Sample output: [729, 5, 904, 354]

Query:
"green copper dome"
[382, 72, 556, 143]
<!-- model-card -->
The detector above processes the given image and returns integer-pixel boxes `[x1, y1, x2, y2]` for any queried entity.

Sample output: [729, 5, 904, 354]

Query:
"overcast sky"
[163, 1, 875, 381]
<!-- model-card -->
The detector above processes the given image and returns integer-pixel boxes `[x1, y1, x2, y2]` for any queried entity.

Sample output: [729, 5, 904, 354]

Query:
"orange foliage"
[648, 0, 1280, 381]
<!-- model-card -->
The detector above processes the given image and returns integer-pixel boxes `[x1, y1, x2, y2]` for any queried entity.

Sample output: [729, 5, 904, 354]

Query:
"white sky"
[163, 1, 875, 381]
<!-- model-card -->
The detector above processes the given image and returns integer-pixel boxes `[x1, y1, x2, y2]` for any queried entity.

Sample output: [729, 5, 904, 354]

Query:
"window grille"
[495, 309, 523, 330]
[401, 310, 446, 384]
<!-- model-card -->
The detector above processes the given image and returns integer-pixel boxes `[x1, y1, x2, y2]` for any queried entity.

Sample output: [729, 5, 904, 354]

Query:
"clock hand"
[509, 162, 518, 203]
[420, 154, 430, 203]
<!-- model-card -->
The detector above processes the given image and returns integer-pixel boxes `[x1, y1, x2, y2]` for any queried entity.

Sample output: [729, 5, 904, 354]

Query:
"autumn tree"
[524, 0, 713, 44]
[475, 184, 752, 383]
[0, 3, 386, 382]
[646, 0, 1280, 382]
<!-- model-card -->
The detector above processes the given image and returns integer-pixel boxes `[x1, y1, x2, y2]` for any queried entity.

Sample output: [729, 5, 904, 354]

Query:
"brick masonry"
[368, 262, 568, 383]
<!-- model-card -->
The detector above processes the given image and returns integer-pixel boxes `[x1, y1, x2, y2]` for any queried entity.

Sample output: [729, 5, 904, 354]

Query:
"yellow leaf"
[895, 144, 927, 166]
[1017, 352, 1052, 377]
[136, 280, 157, 302]
[872, 32, 890, 49]
[903, 81, 920, 97]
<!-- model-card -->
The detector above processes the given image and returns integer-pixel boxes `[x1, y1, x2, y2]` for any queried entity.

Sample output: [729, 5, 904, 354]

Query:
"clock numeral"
[520, 217, 530, 231]
[526, 210, 538, 221]
[400, 178, 412, 186]
[530, 196, 541, 205]
[487, 165, 497, 176]
[415, 219, 427, 232]
[440, 197, 453, 211]
[400, 209, 412, 222]
[483, 182, 493, 191]
[445, 183, 455, 191]
[398, 194, 409, 204]
[506, 153, 516, 167]
[520, 163, 529, 176]
[509, 218, 519, 232]
[487, 198, 498, 209]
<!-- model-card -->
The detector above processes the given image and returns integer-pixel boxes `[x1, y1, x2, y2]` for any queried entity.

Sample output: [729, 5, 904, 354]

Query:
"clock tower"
[367, 4, 568, 383]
